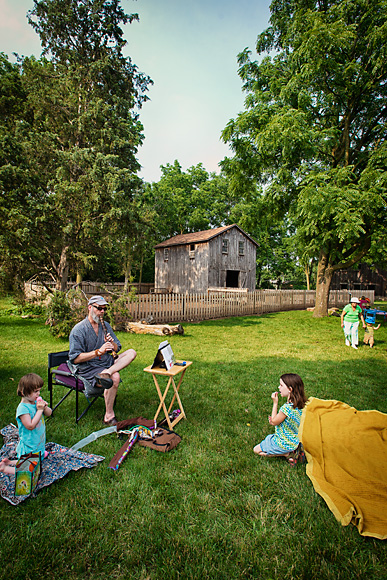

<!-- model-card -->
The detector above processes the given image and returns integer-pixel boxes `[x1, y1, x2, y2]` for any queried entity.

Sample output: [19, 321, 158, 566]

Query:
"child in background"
[253, 373, 307, 464]
[0, 374, 52, 475]
[359, 296, 370, 312]
[363, 310, 381, 348]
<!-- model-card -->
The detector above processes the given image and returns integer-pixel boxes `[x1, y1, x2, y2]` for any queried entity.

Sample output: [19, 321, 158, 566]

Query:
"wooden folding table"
[143, 360, 192, 430]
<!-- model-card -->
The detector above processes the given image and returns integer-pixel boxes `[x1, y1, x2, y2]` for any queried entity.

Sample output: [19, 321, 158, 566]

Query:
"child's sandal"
[287, 444, 306, 467]
[297, 443, 306, 464]
[286, 450, 298, 467]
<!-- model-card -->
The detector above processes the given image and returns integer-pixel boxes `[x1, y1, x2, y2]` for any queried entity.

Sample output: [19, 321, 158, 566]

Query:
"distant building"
[330, 263, 387, 297]
[154, 224, 258, 293]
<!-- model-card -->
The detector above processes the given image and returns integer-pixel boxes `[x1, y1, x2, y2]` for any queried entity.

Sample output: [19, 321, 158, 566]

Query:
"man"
[69, 295, 136, 425]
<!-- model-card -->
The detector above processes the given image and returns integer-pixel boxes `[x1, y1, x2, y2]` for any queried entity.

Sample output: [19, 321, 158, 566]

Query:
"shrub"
[45, 289, 87, 338]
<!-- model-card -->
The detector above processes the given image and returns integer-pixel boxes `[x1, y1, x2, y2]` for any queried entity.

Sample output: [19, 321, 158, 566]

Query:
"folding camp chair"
[48, 351, 102, 423]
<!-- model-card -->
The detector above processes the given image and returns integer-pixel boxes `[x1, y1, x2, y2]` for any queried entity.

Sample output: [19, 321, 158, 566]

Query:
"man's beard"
[91, 310, 100, 324]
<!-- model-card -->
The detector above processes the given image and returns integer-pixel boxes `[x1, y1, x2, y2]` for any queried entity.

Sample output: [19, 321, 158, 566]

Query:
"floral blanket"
[0, 424, 104, 506]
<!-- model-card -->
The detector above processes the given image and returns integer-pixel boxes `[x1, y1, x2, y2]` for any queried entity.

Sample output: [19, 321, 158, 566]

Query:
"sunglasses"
[93, 305, 108, 311]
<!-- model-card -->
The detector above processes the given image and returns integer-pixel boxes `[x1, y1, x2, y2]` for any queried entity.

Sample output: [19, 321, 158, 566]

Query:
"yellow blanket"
[299, 397, 387, 539]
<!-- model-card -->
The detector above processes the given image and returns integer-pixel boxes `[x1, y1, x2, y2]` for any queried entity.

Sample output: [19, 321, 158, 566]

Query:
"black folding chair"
[48, 351, 102, 423]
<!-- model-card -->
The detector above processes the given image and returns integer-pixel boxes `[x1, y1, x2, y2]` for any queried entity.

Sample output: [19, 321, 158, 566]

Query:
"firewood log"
[126, 322, 184, 336]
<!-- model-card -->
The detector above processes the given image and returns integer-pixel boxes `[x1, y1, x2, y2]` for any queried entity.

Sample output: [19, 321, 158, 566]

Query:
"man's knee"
[111, 372, 121, 388]
[122, 348, 136, 363]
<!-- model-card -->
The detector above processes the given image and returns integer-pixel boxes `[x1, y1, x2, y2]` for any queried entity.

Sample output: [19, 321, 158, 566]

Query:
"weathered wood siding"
[155, 226, 257, 293]
[208, 227, 256, 291]
[331, 263, 387, 296]
[155, 242, 209, 293]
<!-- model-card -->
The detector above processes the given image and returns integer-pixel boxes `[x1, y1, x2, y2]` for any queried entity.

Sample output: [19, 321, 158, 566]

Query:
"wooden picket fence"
[125, 289, 374, 324]
[23, 279, 375, 324]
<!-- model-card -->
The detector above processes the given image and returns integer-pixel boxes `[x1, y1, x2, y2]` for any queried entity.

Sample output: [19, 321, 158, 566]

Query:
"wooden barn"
[330, 263, 387, 297]
[154, 224, 258, 293]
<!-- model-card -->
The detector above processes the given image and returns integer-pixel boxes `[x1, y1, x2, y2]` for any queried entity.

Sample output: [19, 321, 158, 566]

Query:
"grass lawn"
[0, 297, 386, 579]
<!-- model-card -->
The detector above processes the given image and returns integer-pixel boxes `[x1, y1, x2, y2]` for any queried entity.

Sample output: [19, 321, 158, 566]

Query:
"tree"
[0, 53, 40, 292]
[222, 0, 387, 316]
[143, 160, 306, 289]
[0, 1, 152, 291]
[144, 161, 232, 240]
[223, 189, 307, 288]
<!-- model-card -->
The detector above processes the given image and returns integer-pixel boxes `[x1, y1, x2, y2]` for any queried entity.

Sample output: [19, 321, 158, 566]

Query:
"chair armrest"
[51, 369, 75, 378]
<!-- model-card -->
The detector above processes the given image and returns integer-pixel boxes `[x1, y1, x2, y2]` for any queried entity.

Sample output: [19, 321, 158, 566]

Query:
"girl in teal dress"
[0, 374, 52, 475]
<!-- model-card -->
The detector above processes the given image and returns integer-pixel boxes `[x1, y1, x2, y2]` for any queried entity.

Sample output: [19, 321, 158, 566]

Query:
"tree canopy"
[222, 0, 387, 315]
[0, 0, 152, 292]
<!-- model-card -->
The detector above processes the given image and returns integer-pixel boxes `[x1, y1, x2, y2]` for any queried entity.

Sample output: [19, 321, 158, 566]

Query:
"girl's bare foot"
[0, 458, 16, 474]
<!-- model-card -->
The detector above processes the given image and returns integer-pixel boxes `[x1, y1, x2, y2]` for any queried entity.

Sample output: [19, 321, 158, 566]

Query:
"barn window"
[222, 239, 229, 254]
[238, 241, 245, 256]
[189, 244, 195, 259]
[164, 248, 169, 261]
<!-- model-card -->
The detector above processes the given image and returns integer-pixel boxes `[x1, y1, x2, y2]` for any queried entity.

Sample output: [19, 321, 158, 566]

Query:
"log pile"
[126, 322, 184, 336]
[307, 307, 341, 316]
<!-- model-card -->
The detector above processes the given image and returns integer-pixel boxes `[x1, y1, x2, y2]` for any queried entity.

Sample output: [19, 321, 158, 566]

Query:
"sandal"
[287, 443, 306, 467]
[95, 373, 113, 389]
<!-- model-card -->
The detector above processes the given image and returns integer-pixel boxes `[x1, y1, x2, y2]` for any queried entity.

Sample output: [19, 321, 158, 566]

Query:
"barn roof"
[154, 224, 258, 249]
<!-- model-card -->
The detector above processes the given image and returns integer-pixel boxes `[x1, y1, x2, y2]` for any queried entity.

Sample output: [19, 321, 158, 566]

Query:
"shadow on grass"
[25, 353, 385, 444]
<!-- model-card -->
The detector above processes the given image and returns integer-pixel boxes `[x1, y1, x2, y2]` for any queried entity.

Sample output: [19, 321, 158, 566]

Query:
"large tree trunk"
[123, 244, 133, 293]
[313, 249, 334, 318]
[314, 236, 372, 317]
[55, 245, 70, 292]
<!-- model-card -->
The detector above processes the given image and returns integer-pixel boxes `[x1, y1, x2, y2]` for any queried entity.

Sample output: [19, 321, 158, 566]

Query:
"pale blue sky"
[1, 0, 271, 182]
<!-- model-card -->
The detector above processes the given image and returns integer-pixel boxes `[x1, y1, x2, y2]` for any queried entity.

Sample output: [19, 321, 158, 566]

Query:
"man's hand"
[105, 332, 114, 344]
[101, 340, 115, 354]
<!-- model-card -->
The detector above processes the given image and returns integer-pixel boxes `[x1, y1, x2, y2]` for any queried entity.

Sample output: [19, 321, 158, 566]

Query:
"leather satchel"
[138, 428, 182, 453]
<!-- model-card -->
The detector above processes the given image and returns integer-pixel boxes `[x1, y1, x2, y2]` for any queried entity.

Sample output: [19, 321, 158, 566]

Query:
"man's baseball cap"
[88, 295, 108, 306]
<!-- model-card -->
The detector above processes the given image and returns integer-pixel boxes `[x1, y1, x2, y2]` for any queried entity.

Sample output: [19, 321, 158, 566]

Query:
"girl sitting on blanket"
[0, 374, 52, 475]
[253, 373, 307, 464]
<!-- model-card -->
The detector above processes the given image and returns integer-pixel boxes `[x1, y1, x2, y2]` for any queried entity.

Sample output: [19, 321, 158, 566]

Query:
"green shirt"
[273, 403, 302, 451]
[343, 303, 362, 322]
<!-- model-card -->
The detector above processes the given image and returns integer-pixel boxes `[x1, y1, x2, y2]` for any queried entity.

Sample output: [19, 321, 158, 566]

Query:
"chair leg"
[51, 388, 74, 414]
[76, 388, 79, 423]
[76, 395, 100, 423]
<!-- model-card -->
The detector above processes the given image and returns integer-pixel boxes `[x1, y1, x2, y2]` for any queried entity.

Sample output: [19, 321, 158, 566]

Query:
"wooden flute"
[100, 318, 118, 359]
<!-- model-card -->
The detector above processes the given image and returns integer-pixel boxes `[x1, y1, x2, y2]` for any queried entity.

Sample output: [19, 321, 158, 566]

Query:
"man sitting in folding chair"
[69, 295, 136, 426]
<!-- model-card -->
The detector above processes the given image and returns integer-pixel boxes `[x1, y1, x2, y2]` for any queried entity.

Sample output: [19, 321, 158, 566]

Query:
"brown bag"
[138, 428, 181, 453]
[115, 417, 155, 431]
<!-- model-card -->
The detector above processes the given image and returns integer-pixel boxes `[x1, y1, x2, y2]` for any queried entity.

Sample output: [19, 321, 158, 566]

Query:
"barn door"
[226, 270, 240, 288]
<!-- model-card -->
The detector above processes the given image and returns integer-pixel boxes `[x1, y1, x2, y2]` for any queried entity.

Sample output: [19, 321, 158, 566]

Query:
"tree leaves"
[222, 0, 387, 314]
[0, 1, 152, 290]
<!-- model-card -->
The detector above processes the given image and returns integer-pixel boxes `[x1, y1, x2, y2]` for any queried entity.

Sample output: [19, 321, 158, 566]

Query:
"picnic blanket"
[0, 424, 104, 506]
[299, 397, 387, 539]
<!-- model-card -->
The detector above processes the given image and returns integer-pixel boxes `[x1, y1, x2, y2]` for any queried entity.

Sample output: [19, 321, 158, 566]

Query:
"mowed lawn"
[0, 298, 386, 580]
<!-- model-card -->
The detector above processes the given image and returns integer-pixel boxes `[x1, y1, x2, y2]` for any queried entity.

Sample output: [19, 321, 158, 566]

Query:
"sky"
[0, 0, 272, 182]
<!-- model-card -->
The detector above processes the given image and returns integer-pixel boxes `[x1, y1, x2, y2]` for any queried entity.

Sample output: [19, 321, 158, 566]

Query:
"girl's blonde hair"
[17, 374, 44, 398]
[280, 373, 307, 410]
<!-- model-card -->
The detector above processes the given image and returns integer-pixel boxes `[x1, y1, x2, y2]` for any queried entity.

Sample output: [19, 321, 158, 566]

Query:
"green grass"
[0, 296, 386, 580]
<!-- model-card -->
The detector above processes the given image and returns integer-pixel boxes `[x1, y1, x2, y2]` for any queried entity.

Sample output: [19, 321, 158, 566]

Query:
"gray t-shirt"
[69, 317, 121, 382]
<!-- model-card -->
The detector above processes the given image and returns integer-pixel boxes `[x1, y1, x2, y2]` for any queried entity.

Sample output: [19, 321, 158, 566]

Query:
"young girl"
[0, 373, 52, 475]
[253, 373, 307, 463]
